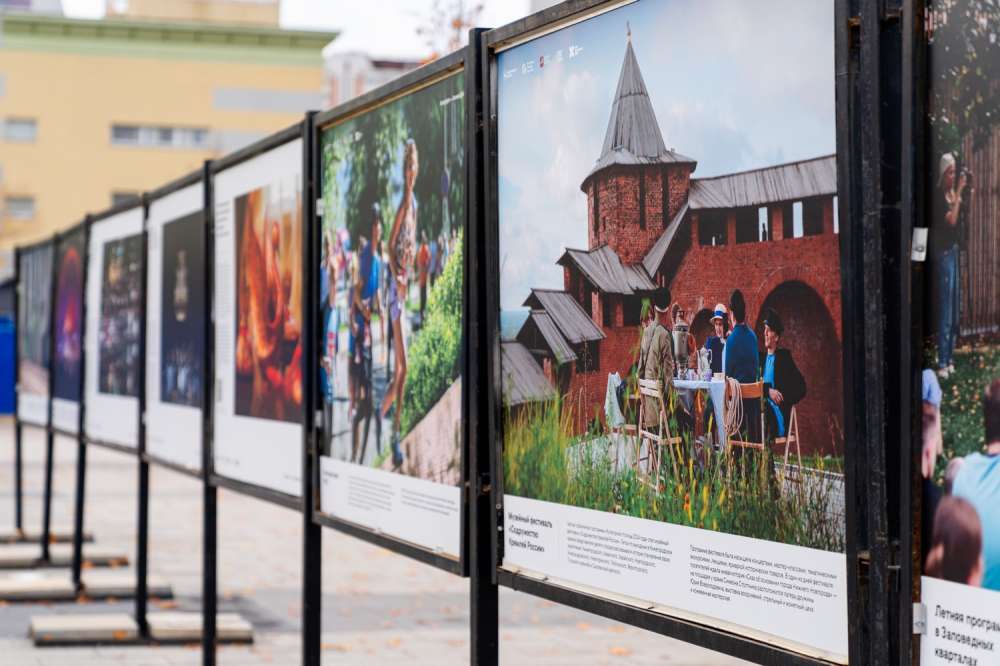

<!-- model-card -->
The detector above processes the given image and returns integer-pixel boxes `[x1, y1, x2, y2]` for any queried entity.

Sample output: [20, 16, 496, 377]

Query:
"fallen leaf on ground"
[609, 646, 632, 656]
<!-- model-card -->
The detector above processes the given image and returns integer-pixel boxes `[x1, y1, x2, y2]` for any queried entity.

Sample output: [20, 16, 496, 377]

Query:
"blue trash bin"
[0, 316, 14, 414]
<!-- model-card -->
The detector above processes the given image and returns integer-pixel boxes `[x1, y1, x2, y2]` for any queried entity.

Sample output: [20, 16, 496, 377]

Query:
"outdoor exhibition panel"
[484, 1, 864, 663]
[312, 48, 469, 573]
[913, 2, 1000, 665]
[51, 222, 88, 436]
[83, 203, 144, 450]
[211, 125, 306, 503]
[16, 239, 54, 428]
[144, 171, 207, 475]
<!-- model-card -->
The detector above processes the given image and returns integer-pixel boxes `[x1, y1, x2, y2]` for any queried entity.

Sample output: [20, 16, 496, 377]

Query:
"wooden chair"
[635, 379, 682, 492]
[775, 405, 803, 476]
[728, 381, 766, 451]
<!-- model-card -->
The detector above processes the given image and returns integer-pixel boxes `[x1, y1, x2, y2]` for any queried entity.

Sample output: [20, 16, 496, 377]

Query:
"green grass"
[934, 342, 1000, 481]
[399, 231, 463, 437]
[503, 399, 845, 553]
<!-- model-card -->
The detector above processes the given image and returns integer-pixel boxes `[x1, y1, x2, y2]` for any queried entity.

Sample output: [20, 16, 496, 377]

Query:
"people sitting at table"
[704, 303, 727, 374]
[950, 378, 1000, 591]
[759, 308, 806, 439]
[723, 290, 758, 383]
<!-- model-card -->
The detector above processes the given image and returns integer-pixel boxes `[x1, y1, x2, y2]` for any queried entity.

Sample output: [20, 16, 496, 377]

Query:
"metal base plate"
[0, 528, 94, 545]
[29, 612, 254, 646]
[0, 570, 173, 601]
[0, 543, 128, 569]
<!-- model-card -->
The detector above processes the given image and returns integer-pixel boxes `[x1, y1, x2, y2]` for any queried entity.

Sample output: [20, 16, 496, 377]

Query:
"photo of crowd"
[233, 181, 303, 423]
[160, 212, 204, 408]
[17, 243, 53, 398]
[53, 229, 84, 402]
[319, 72, 465, 486]
[920, 0, 1000, 592]
[498, 0, 845, 552]
[97, 234, 142, 397]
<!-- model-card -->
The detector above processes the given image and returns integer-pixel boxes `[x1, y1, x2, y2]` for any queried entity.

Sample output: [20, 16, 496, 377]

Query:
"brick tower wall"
[586, 165, 691, 262]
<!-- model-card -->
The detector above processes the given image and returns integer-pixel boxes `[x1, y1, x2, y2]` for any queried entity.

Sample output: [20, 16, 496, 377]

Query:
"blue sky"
[497, 0, 836, 310]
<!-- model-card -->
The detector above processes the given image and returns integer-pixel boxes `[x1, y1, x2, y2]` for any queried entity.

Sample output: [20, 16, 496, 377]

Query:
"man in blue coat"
[724, 289, 760, 441]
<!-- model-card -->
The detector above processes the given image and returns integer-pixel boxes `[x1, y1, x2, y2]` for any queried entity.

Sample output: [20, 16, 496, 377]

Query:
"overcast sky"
[61, 0, 532, 59]
[497, 0, 837, 310]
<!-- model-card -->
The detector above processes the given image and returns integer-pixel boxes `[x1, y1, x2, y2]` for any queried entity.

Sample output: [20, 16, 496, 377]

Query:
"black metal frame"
[11, 235, 57, 560]
[205, 119, 307, 513]
[308, 46, 471, 578]
[478, 1, 885, 664]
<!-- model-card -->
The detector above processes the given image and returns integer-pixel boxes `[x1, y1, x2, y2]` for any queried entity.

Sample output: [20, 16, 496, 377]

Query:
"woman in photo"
[381, 138, 419, 467]
[932, 153, 969, 378]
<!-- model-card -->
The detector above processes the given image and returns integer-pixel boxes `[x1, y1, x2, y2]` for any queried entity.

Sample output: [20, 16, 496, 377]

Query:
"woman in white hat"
[704, 303, 728, 374]
[932, 152, 968, 378]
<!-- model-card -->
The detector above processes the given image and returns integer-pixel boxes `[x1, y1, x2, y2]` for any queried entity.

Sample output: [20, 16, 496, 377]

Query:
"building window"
[576, 340, 600, 374]
[698, 210, 727, 246]
[792, 201, 804, 238]
[4, 118, 36, 142]
[623, 296, 642, 326]
[833, 196, 839, 233]
[111, 124, 209, 149]
[802, 198, 825, 236]
[593, 183, 601, 234]
[5, 196, 35, 220]
[603, 295, 614, 327]
[735, 208, 758, 244]
[111, 191, 140, 207]
[638, 172, 646, 230]
[758, 207, 769, 240]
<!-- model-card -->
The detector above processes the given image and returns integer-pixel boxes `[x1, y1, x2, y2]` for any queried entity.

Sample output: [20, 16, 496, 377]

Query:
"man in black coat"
[759, 309, 806, 440]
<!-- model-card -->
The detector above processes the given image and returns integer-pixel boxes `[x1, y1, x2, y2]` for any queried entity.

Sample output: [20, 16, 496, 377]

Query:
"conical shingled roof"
[582, 37, 695, 190]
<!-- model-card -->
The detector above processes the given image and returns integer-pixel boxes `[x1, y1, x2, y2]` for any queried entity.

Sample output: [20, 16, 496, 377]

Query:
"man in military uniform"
[638, 287, 676, 429]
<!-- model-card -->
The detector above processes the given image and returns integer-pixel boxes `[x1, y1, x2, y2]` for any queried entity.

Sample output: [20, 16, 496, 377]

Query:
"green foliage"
[399, 232, 463, 436]
[934, 343, 1000, 482]
[320, 72, 466, 247]
[927, 1, 1000, 153]
[503, 399, 845, 553]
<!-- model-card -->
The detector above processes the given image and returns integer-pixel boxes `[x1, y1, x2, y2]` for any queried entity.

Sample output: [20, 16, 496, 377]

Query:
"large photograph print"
[161, 212, 204, 408]
[318, 70, 465, 557]
[98, 233, 142, 397]
[84, 208, 143, 448]
[212, 138, 304, 497]
[234, 181, 302, 423]
[17, 242, 53, 425]
[497, 0, 846, 657]
[53, 229, 84, 404]
[919, 3, 1000, 665]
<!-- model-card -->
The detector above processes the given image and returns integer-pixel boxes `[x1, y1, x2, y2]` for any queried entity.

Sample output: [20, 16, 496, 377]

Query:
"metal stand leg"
[40, 429, 55, 562]
[14, 421, 23, 534]
[71, 439, 87, 593]
[202, 481, 217, 666]
[136, 457, 150, 637]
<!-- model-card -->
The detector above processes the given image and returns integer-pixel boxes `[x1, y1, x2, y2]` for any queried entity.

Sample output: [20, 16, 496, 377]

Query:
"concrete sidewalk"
[0, 418, 748, 665]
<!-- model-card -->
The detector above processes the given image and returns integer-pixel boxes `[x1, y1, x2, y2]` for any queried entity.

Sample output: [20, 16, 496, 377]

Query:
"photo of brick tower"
[498, 0, 845, 552]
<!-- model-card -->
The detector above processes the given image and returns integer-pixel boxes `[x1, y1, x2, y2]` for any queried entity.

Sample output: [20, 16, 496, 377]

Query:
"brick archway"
[747, 264, 842, 343]
[754, 280, 844, 456]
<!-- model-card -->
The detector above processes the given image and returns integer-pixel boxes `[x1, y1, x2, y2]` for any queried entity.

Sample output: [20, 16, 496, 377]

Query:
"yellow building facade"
[0, 11, 334, 263]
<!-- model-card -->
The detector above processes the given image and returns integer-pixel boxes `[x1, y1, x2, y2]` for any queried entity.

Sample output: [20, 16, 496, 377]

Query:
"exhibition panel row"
[7, 0, 994, 664]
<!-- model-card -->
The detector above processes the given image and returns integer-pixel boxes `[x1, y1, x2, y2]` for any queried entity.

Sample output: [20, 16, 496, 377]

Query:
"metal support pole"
[301, 110, 322, 666]
[201, 160, 217, 666]
[14, 422, 23, 534]
[202, 481, 217, 666]
[468, 28, 499, 666]
[135, 198, 151, 637]
[136, 457, 150, 635]
[71, 438, 86, 592]
[40, 429, 54, 562]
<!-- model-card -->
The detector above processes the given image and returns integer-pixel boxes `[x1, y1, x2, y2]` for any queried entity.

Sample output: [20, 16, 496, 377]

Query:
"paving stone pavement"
[0, 418, 749, 665]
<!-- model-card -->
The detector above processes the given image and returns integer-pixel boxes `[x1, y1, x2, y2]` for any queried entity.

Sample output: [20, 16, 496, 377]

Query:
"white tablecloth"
[674, 378, 726, 445]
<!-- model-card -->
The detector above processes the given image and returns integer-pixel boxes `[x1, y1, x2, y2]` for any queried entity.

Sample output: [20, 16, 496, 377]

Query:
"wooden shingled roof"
[688, 155, 837, 210]
[558, 245, 656, 296]
[500, 341, 557, 407]
[581, 39, 695, 190]
[522, 289, 605, 344]
[521, 312, 577, 364]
